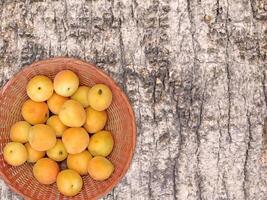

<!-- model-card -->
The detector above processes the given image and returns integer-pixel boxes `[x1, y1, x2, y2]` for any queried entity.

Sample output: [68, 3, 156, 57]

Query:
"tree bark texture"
[0, 0, 267, 199]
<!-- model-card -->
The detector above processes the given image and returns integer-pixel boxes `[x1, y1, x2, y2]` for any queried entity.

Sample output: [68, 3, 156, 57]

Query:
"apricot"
[26, 75, 53, 102]
[25, 143, 45, 163]
[46, 115, 67, 137]
[84, 107, 107, 133]
[21, 100, 49, 125]
[10, 121, 31, 143]
[47, 139, 68, 162]
[28, 124, 56, 151]
[33, 158, 59, 185]
[54, 70, 79, 97]
[62, 128, 89, 154]
[88, 131, 114, 157]
[47, 93, 68, 114]
[87, 156, 114, 181]
[56, 169, 83, 197]
[71, 86, 90, 107]
[3, 142, 27, 166]
[88, 84, 112, 111]
[58, 100, 86, 127]
[67, 150, 92, 175]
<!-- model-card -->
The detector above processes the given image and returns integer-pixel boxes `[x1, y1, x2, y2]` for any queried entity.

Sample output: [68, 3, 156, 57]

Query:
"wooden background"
[0, 0, 267, 199]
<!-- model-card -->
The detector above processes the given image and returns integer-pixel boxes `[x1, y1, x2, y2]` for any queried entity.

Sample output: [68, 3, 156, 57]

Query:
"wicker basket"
[0, 57, 136, 200]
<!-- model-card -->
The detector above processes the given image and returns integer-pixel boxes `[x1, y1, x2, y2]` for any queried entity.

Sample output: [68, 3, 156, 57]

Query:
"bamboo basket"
[0, 57, 136, 200]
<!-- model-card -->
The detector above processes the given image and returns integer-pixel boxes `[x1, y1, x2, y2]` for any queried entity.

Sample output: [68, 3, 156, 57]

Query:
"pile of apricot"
[3, 70, 115, 196]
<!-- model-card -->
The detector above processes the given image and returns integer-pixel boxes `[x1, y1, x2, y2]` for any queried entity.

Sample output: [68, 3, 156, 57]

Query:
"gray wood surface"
[0, 0, 267, 199]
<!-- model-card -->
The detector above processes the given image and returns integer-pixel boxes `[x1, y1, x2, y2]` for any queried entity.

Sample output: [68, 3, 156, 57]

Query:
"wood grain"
[0, 0, 267, 199]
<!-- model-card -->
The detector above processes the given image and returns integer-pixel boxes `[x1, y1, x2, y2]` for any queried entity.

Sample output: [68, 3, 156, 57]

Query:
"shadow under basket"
[0, 57, 136, 200]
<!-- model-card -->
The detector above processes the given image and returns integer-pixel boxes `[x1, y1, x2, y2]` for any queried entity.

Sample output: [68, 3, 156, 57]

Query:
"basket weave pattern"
[0, 58, 136, 200]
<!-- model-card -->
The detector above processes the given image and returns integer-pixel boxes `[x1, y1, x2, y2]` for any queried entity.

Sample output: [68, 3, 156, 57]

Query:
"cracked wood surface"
[0, 0, 267, 199]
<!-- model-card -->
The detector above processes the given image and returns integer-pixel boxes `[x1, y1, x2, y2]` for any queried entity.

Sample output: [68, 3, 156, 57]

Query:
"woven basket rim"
[0, 57, 137, 200]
